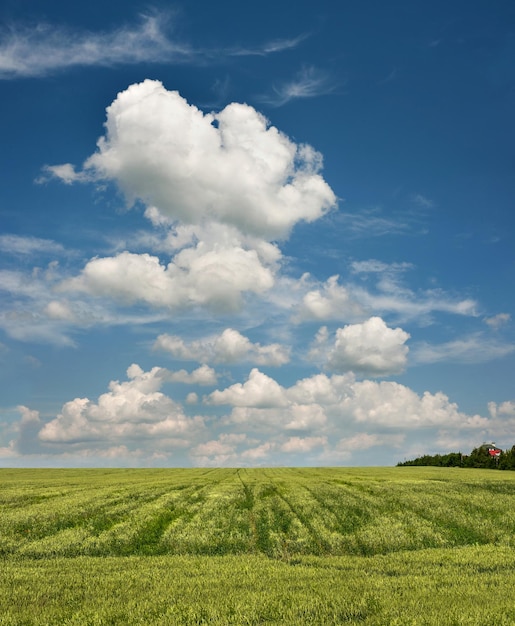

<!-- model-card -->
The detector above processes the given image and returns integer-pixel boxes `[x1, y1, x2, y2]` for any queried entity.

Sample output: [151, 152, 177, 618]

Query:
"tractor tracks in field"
[132, 468, 240, 555]
[261, 470, 331, 556]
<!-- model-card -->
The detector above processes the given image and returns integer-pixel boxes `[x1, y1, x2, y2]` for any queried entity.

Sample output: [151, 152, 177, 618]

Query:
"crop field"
[2, 467, 515, 624]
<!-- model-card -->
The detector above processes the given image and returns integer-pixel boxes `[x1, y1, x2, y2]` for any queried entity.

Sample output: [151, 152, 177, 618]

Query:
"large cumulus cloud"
[47, 80, 337, 314]
[85, 80, 336, 239]
[39, 364, 205, 446]
[52, 79, 336, 240]
[208, 368, 486, 433]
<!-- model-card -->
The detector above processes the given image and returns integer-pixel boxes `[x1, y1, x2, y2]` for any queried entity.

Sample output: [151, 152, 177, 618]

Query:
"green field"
[1, 467, 515, 624]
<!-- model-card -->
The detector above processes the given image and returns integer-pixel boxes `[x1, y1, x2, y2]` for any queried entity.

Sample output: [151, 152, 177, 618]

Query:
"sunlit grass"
[2, 467, 515, 623]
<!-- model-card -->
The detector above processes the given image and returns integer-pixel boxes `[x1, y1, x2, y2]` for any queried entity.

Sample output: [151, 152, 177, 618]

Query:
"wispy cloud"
[226, 34, 309, 57]
[0, 234, 65, 256]
[0, 12, 194, 78]
[377, 67, 398, 85]
[336, 207, 412, 238]
[262, 66, 337, 106]
[0, 12, 307, 79]
[412, 333, 515, 364]
[411, 193, 435, 209]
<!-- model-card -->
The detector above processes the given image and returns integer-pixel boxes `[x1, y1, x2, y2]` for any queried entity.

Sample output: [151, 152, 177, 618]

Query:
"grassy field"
[1, 467, 515, 624]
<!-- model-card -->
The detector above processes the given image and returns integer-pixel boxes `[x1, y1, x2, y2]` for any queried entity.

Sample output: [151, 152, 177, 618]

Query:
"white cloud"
[263, 66, 337, 106]
[325, 317, 410, 376]
[38, 364, 204, 445]
[336, 432, 404, 452]
[287, 372, 353, 405]
[297, 275, 365, 322]
[190, 433, 250, 466]
[0, 405, 44, 456]
[0, 13, 193, 79]
[207, 368, 288, 408]
[354, 284, 477, 321]
[48, 77, 337, 317]
[336, 207, 412, 238]
[0, 234, 65, 256]
[485, 313, 511, 330]
[3, 363, 500, 465]
[38, 163, 95, 185]
[350, 259, 413, 275]
[61, 247, 274, 313]
[18, 405, 41, 425]
[284, 404, 328, 430]
[49, 80, 336, 240]
[44, 300, 75, 321]
[226, 404, 328, 432]
[412, 334, 515, 364]
[212, 368, 488, 437]
[186, 392, 198, 404]
[240, 442, 273, 460]
[0, 263, 173, 346]
[411, 193, 435, 209]
[488, 401, 515, 419]
[343, 379, 487, 429]
[167, 365, 217, 386]
[154, 328, 290, 366]
[296, 269, 477, 325]
[280, 436, 327, 453]
[227, 34, 309, 57]
[0, 9, 311, 81]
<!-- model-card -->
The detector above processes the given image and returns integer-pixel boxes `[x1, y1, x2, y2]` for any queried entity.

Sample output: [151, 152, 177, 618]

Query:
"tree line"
[397, 445, 515, 470]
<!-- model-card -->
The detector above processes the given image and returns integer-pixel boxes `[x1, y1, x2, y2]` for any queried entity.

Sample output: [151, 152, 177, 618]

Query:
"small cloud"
[324, 317, 410, 377]
[44, 301, 75, 322]
[336, 206, 411, 238]
[226, 34, 309, 57]
[411, 193, 435, 209]
[280, 436, 327, 453]
[207, 368, 288, 408]
[485, 313, 510, 330]
[167, 365, 218, 386]
[186, 392, 198, 404]
[488, 400, 515, 418]
[37, 163, 92, 185]
[295, 275, 364, 323]
[262, 66, 337, 107]
[0, 234, 65, 256]
[351, 259, 413, 275]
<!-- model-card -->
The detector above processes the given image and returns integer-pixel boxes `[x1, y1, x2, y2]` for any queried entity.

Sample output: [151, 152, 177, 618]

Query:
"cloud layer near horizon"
[2, 363, 497, 466]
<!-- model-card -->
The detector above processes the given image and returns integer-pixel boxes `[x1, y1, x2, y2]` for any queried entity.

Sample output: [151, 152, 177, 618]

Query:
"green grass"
[2, 467, 515, 624]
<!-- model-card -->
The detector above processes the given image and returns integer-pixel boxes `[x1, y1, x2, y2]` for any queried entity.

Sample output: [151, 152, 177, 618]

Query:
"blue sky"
[1, 0, 514, 467]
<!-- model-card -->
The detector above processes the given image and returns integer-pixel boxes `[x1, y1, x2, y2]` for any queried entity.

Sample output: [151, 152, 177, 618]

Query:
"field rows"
[2, 467, 515, 558]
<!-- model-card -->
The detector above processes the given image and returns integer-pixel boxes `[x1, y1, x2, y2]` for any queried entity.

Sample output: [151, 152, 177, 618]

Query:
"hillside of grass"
[2, 467, 515, 624]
